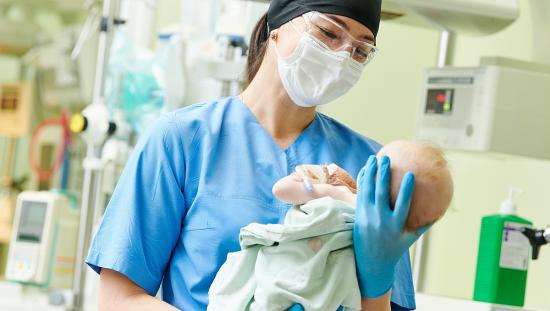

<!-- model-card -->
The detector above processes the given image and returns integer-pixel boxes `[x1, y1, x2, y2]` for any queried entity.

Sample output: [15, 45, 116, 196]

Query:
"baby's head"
[378, 141, 453, 231]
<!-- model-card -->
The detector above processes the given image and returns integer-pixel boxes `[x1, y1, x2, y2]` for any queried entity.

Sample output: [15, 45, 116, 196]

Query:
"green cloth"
[208, 197, 362, 311]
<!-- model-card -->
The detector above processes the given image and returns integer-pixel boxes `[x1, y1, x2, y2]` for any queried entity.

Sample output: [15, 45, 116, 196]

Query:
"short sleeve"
[390, 251, 416, 309]
[86, 114, 187, 295]
[391, 302, 412, 311]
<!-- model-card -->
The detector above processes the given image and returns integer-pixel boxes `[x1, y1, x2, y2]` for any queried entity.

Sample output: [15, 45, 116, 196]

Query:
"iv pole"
[71, 0, 121, 309]
[412, 28, 454, 292]
[70, 0, 157, 308]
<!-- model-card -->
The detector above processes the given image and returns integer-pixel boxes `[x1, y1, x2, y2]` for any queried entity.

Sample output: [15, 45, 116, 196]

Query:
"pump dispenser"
[473, 187, 532, 307]
[499, 187, 523, 215]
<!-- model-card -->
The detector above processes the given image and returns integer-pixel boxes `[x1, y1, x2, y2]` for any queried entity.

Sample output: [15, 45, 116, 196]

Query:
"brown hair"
[246, 13, 270, 86]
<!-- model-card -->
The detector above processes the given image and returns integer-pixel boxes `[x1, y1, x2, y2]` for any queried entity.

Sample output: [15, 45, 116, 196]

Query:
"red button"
[436, 93, 446, 103]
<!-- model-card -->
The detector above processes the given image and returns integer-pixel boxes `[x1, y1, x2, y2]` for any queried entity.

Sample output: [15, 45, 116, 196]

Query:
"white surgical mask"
[275, 31, 364, 108]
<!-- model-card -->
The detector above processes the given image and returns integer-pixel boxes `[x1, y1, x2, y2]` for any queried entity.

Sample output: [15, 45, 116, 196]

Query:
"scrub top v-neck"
[86, 96, 417, 310]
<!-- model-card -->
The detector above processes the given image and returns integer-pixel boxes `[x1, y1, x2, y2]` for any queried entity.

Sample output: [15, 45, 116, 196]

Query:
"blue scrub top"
[86, 96, 416, 310]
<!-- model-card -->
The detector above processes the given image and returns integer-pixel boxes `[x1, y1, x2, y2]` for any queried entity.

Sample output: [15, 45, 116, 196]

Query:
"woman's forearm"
[115, 292, 178, 311]
[361, 291, 391, 311]
[99, 268, 178, 311]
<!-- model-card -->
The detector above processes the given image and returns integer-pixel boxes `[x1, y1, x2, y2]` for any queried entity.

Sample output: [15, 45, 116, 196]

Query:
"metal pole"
[413, 29, 453, 291]
[437, 30, 451, 69]
[1, 138, 16, 189]
[412, 231, 427, 291]
[72, 148, 102, 310]
[72, 0, 116, 309]
[92, 0, 113, 102]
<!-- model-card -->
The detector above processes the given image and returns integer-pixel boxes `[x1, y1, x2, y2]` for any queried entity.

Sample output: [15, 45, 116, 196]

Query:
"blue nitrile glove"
[288, 304, 342, 311]
[353, 155, 430, 298]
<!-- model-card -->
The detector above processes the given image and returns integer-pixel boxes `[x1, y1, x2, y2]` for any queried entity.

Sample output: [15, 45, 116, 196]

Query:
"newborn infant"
[273, 140, 454, 231]
[209, 141, 453, 309]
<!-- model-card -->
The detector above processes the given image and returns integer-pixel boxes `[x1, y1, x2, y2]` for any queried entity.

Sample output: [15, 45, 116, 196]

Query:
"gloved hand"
[287, 304, 343, 311]
[353, 155, 430, 298]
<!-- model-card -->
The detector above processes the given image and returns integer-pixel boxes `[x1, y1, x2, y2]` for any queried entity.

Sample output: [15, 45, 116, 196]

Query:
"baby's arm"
[272, 173, 356, 206]
[272, 173, 319, 205]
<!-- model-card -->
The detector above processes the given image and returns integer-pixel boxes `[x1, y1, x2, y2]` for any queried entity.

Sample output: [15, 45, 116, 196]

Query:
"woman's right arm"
[99, 268, 178, 311]
[354, 155, 428, 303]
[88, 115, 191, 310]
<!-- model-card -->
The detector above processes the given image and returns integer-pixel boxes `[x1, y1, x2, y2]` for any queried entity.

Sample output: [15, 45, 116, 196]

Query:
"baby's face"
[377, 141, 454, 231]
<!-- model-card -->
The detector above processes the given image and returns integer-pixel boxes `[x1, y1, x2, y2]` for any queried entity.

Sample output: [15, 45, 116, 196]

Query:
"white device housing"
[6, 192, 79, 289]
[384, 0, 519, 35]
[416, 63, 550, 159]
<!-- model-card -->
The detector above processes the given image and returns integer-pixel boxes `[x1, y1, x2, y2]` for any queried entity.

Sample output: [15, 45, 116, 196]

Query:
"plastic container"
[473, 188, 532, 307]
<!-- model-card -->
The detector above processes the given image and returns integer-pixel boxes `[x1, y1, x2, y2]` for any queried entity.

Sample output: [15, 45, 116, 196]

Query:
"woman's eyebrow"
[326, 14, 375, 42]
[327, 14, 350, 30]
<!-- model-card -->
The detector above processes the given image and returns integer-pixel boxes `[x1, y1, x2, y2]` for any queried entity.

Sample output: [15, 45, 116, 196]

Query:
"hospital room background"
[0, 0, 549, 310]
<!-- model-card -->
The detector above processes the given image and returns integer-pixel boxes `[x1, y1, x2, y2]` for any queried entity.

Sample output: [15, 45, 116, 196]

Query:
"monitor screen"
[425, 89, 454, 115]
[17, 201, 47, 243]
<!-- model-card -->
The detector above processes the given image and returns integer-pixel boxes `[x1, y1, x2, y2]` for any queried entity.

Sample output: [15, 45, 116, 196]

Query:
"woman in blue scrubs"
[87, 1, 426, 310]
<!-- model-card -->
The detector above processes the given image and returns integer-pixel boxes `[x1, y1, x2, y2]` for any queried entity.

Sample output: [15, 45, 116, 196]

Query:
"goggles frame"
[301, 11, 379, 65]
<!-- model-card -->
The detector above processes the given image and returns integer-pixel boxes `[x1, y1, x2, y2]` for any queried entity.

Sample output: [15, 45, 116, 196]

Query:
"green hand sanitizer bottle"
[473, 187, 532, 307]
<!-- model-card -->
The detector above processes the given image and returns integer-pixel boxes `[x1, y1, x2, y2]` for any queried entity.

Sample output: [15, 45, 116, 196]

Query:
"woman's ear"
[270, 29, 279, 42]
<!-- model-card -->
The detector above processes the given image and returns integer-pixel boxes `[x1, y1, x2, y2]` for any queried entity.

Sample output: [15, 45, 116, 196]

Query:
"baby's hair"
[378, 140, 454, 231]
[412, 142, 450, 182]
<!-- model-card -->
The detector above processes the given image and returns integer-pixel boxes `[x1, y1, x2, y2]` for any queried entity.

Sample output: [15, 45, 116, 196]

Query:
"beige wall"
[322, 0, 550, 308]
[320, 22, 440, 143]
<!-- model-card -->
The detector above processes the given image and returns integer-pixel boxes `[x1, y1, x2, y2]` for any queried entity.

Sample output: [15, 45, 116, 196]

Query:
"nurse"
[87, 0, 427, 310]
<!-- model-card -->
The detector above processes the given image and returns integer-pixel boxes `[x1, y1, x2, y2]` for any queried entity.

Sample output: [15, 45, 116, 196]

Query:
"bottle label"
[499, 222, 530, 271]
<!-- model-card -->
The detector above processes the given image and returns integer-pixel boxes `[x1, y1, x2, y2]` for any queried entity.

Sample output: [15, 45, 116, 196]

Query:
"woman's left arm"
[360, 292, 391, 311]
[353, 155, 429, 308]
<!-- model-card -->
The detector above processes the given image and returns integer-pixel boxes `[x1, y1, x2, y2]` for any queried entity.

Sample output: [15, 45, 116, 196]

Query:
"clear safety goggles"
[298, 11, 378, 65]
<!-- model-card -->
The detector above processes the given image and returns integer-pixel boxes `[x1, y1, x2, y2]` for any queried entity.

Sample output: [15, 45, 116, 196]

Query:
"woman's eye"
[319, 27, 338, 40]
[355, 47, 369, 59]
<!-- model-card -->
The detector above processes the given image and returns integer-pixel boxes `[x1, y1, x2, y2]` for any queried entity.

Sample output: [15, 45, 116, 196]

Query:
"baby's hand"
[272, 173, 314, 205]
[290, 172, 304, 182]
[273, 173, 338, 205]
[273, 164, 358, 205]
